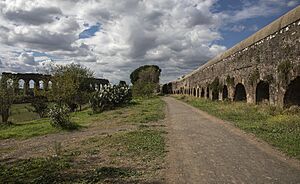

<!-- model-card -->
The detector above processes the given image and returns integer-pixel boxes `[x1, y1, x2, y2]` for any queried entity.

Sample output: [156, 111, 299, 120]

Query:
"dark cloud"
[3, 7, 62, 25]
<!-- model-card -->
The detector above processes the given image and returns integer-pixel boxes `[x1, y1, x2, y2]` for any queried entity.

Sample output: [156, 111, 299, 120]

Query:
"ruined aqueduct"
[164, 6, 300, 107]
[1, 72, 109, 96]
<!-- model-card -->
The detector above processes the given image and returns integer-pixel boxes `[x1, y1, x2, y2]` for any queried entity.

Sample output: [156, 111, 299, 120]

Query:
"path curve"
[164, 97, 300, 184]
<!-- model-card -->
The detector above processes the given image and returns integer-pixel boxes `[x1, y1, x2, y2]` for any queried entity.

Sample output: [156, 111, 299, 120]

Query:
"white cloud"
[0, 0, 297, 83]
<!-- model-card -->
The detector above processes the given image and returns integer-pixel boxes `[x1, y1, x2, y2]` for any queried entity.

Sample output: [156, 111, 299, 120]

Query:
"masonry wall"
[167, 6, 300, 107]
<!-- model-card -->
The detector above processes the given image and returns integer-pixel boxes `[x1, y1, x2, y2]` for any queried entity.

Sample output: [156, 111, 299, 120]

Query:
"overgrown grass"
[0, 97, 165, 140]
[175, 95, 300, 159]
[0, 103, 40, 124]
[0, 97, 166, 183]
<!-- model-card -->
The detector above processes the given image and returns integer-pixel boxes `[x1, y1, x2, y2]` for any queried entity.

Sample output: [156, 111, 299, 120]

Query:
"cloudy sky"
[0, 0, 299, 83]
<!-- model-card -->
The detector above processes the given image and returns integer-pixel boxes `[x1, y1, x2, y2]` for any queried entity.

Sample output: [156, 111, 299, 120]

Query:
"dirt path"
[164, 97, 300, 184]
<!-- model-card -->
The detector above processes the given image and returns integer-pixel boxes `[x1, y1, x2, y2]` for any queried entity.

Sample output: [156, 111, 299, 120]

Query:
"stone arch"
[18, 79, 25, 89]
[222, 85, 228, 100]
[201, 88, 205, 97]
[48, 81, 53, 89]
[193, 88, 196, 96]
[29, 80, 35, 89]
[256, 81, 270, 103]
[6, 78, 13, 88]
[234, 83, 247, 101]
[206, 87, 210, 99]
[284, 76, 300, 107]
[39, 80, 44, 89]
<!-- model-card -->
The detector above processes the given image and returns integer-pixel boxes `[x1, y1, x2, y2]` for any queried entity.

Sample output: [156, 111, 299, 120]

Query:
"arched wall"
[165, 6, 300, 107]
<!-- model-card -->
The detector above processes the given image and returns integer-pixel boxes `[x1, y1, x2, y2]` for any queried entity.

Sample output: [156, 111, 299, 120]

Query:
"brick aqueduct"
[163, 6, 300, 107]
[1, 72, 109, 96]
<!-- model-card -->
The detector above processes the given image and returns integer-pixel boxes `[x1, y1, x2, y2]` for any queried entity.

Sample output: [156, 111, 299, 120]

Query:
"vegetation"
[0, 76, 15, 124]
[278, 60, 292, 84]
[90, 83, 132, 113]
[130, 65, 161, 97]
[249, 69, 260, 85]
[0, 97, 166, 183]
[48, 104, 77, 130]
[27, 96, 49, 118]
[50, 63, 94, 112]
[175, 95, 300, 159]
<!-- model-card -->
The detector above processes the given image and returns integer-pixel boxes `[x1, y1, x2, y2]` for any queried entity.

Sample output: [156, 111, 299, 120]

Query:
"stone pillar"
[44, 80, 49, 91]
[24, 80, 29, 96]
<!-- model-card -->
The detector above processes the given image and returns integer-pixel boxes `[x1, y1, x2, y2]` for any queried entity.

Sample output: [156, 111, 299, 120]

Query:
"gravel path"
[164, 97, 300, 184]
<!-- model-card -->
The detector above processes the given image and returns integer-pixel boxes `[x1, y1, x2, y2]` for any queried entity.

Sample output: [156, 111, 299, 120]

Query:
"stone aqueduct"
[1, 72, 109, 96]
[164, 6, 300, 107]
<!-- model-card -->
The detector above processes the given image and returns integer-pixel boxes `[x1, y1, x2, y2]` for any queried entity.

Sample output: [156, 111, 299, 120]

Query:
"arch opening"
[193, 88, 196, 96]
[201, 88, 205, 98]
[197, 88, 200, 97]
[29, 80, 35, 89]
[206, 87, 210, 99]
[284, 76, 300, 107]
[234, 83, 247, 101]
[256, 81, 269, 104]
[212, 89, 219, 101]
[39, 81, 44, 89]
[18, 79, 25, 89]
[222, 85, 228, 100]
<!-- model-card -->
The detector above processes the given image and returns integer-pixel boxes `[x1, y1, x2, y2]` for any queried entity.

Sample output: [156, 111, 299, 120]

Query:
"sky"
[0, 0, 299, 84]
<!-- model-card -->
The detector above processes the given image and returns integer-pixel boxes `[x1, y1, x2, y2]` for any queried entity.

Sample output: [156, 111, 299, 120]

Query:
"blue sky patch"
[79, 23, 101, 39]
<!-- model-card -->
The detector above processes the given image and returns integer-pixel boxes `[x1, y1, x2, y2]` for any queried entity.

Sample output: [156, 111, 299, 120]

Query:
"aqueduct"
[164, 5, 300, 107]
[1, 72, 109, 96]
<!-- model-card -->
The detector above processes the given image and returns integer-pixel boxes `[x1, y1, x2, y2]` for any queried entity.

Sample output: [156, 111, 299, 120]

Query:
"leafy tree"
[27, 96, 48, 118]
[0, 76, 15, 124]
[50, 63, 94, 111]
[130, 65, 161, 97]
[130, 65, 161, 85]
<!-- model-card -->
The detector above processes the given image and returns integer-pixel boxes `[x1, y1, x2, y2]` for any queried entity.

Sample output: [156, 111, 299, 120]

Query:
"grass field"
[0, 97, 165, 140]
[175, 95, 300, 160]
[0, 103, 40, 124]
[0, 97, 166, 183]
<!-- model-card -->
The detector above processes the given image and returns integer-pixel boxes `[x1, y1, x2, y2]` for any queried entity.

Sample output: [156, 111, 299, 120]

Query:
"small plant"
[48, 104, 77, 130]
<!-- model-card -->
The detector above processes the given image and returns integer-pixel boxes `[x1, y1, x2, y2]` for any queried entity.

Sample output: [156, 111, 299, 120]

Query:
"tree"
[50, 63, 94, 111]
[130, 65, 161, 97]
[130, 65, 161, 85]
[0, 76, 15, 124]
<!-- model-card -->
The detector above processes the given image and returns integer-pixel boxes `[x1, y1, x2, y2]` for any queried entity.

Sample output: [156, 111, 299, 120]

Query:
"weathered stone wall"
[1, 72, 109, 96]
[166, 6, 300, 107]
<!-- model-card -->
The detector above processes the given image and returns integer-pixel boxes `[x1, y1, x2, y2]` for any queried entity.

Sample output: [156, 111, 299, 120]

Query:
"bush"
[90, 84, 132, 113]
[48, 104, 77, 130]
[27, 96, 48, 118]
[132, 81, 157, 97]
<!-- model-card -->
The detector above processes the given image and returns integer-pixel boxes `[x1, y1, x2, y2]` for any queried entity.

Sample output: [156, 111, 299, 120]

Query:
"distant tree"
[50, 63, 94, 111]
[130, 65, 161, 85]
[130, 65, 161, 97]
[0, 76, 15, 124]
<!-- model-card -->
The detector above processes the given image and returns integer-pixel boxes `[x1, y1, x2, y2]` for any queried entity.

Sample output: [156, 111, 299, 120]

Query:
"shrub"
[132, 81, 158, 97]
[27, 96, 48, 118]
[48, 104, 77, 130]
[90, 84, 132, 113]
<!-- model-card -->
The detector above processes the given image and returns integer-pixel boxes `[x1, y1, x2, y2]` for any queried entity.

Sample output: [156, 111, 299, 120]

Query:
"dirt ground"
[163, 97, 300, 184]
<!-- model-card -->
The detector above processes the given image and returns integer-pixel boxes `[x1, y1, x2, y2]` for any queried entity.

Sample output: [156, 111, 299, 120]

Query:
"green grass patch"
[0, 157, 72, 184]
[0, 97, 165, 140]
[175, 95, 300, 159]
[110, 130, 165, 160]
[0, 103, 40, 124]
